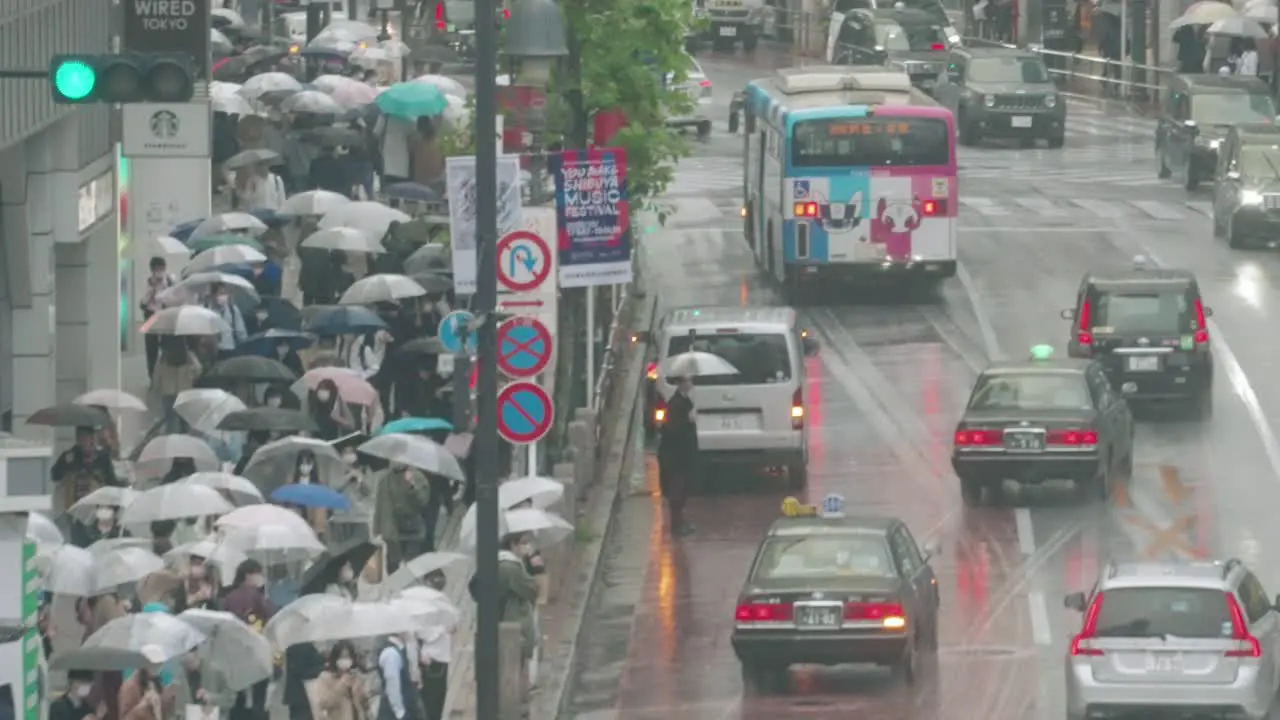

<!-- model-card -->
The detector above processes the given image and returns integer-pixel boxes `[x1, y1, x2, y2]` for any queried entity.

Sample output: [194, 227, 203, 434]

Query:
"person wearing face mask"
[270, 339, 306, 377]
[415, 571, 450, 720]
[52, 671, 106, 720]
[316, 641, 368, 720]
[657, 372, 698, 537]
[140, 256, 176, 379]
[224, 560, 274, 720]
[371, 464, 430, 572]
[184, 556, 218, 611]
[71, 504, 125, 548]
[494, 533, 540, 679]
[205, 283, 248, 360]
[118, 648, 173, 720]
[309, 379, 354, 441]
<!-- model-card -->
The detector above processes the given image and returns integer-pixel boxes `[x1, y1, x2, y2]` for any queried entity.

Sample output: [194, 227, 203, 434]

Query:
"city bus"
[730, 66, 958, 300]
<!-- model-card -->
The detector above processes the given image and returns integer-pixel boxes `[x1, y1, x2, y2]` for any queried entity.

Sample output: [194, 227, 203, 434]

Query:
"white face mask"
[336, 658, 353, 671]
[249, 575, 266, 589]
[299, 462, 314, 475]
[74, 684, 92, 700]
[342, 451, 357, 464]
[95, 508, 114, 522]
[316, 391, 332, 402]
[339, 566, 354, 582]
[267, 396, 282, 408]
[216, 295, 230, 306]
[276, 344, 289, 355]
[189, 564, 206, 579]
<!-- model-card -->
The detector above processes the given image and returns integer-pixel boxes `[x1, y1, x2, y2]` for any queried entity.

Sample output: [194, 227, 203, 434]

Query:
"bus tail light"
[796, 222, 810, 259]
[793, 201, 818, 217]
[922, 199, 946, 216]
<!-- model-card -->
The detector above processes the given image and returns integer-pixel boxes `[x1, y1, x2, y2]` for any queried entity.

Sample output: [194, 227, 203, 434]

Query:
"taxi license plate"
[1011, 116, 1032, 128]
[1128, 356, 1160, 372]
[719, 26, 737, 36]
[796, 606, 841, 627]
[709, 414, 755, 431]
[1144, 652, 1183, 673]
[1005, 431, 1044, 451]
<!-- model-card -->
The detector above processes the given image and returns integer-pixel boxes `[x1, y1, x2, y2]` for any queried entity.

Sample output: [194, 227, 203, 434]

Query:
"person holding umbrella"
[70, 504, 124, 548]
[205, 283, 248, 360]
[51, 670, 105, 720]
[235, 161, 287, 212]
[52, 426, 122, 510]
[153, 338, 203, 433]
[141, 257, 178, 379]
[658, 371, 698, 538]
[223, 560, 275, 720]
[372, 464, 431, 572]
[314, 641, 369, 720]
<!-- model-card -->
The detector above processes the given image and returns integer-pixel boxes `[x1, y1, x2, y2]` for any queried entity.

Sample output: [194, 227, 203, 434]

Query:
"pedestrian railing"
[590, 283, 632, 442]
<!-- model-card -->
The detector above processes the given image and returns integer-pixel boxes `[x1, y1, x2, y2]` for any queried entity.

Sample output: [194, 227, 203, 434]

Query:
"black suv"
[1061, 263, 1214, 418]
[933, 47, 1064, 148]
[1211, 123, 1280, 248]
[1156, 73, 1276, 191]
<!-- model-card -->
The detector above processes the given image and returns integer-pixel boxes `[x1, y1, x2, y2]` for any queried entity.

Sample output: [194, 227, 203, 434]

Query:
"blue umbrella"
[271, 483, 351, 510]
[304, 305, 387, 336]
[383, 182, 442, 202]
[239, 328, 313, 356]
[169, 218, 203, 242]
[377, 417, 454, 435]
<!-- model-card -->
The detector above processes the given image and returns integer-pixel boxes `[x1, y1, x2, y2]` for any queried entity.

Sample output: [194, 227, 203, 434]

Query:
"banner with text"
[549, 148, 632, 288]
[445, 154, 524, 295]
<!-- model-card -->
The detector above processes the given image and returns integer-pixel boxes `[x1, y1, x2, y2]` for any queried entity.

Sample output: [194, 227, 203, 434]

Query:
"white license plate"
[1011, 116, 1032, 128]
[1127, 356, 1160, 372]
[1144, 652, 1183, 673]
[719, 26, 737, 36]
[1005, 432, 1044, 451]
[710, 414, 754, 431]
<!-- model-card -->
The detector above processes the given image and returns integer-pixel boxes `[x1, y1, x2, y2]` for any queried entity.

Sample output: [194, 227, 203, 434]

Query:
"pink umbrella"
[330, 81, 379, 109]
[293, 367, 379, 406]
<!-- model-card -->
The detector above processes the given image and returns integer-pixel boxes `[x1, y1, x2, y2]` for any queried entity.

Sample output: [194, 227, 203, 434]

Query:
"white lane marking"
[1012, 197, 1067, 216]
[1184, 200, 1214, 218]
[959, 226, 1118, 233]
[1129, 200, 1184, 221]
[955, 262, 1005, 361]
[1015, 507, 1036, 555]
[1027, 591, 1053, 645]
[961, 197, 1012, 216]
[1068, 198, 1125, 218]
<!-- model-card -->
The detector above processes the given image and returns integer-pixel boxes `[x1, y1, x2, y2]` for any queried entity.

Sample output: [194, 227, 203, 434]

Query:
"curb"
[535, 291, 661, 720]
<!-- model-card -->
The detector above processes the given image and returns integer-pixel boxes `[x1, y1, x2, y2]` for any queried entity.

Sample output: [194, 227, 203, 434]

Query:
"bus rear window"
[666, 333, 792, 386]
[792, 118, 950, 167]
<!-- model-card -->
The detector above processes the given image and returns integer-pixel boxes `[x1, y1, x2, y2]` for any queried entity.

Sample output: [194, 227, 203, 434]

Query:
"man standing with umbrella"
[141, 257, 177, 379]
[658, 373, 698, 538]
[372, 465, 432, 572]
[52, 426, 122, 511]
[205, 283, 248, 360]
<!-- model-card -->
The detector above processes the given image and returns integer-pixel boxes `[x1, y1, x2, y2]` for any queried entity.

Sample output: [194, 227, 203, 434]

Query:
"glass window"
[968, 372, 1093, 412]
[966, 57, 1051, 83]
[1093, 588, 1232, 639]
[754, 536, 897, 580]
[1090, 290, 1194, 335]
[873, 20, 948, 52]
[666, 332, 792, 386]
[890, 529, 921, 575]
[1191, 92, 1276, 126]
[1238, 145, 1280, 179]
[792, 118, 950, 167]
[1239, 573, 1272, 624]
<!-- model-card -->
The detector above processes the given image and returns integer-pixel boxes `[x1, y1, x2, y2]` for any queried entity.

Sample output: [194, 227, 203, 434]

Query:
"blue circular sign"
[437, 311, 476, 355]
[496, 381, 554, 445]
[497, 318, 552, 379]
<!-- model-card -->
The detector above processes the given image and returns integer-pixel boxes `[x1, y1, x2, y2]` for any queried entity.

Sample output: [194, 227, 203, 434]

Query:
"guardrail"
[590, 283, 632, 449]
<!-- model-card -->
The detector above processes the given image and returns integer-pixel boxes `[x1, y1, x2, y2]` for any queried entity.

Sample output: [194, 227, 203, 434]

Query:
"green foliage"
[567, 0, 697, 202]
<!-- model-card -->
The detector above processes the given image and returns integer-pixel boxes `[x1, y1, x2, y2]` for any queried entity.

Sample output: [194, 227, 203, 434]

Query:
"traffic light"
[49, 53, 195, 104]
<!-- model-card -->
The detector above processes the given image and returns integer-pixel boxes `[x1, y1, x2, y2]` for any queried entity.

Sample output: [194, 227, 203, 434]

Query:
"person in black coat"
[657, 374, 698, 537]
[51, 671, 102, 720]
[284, 643, 326, 720]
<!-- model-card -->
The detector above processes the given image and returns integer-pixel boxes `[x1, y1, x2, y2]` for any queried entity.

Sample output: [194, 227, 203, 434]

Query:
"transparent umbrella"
[73, 389, 148, 413]
[119, 484, 235, 527]
[280, 190, 352, 217]
[51, 612, 206, 671]
[141, 306, 229, 336]
[178, 609, 274, 691]
[185, 244, 267, 275]
[191, 212, 268, 239]
[240, 72, 303, 99]
[282, 90, 344, 115]
[179, 472, 264, 505]
[318, 201, 411, 237]
[338, 273, 427, 305]
[43, 545, 165, 596]
[357, 434, 464, 481]
[67, 486, 140, 523]
[174, 388, 247, 433]
[136, 433, 220, 477]
[301, 227, 383, 254]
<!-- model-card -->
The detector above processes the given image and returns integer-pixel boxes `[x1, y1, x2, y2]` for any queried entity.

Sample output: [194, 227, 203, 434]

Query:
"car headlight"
[1241, 189, 1264, 205]
[983, 94, 995, 108]
[1045, 94, 1057, 108]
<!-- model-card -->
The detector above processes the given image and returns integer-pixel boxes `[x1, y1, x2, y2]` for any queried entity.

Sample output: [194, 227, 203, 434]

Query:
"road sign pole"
[586, 288, 596, 410]
[452, 354, 472, 430]
[527, 442, 537, 478]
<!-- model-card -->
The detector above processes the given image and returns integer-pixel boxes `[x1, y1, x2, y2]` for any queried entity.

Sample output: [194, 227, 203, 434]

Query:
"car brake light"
[501, 7, 511, 19]
[930, 43, 945, 50]
[954, 428, 1003, 446]
[844, 601, 906, 628]
[735, 601, 793, 622]
[1046, 429, 1098, 446]
[654, 395, 667, 425]
[434, 3, 446, 31]
[1194, 298, 1210, 345]
[699, 79, 711, 88]
[1225, 593, 1262, 658]
[791, 387, 804, 429]
[1077, 299, 1093, 347]
[646, 362, 658, 381]
[1070, 592, 1105, 657]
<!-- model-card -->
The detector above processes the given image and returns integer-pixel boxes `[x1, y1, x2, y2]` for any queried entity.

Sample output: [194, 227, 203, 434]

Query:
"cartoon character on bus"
[816, 191, 864, 233]
[869, 196, 922, 260]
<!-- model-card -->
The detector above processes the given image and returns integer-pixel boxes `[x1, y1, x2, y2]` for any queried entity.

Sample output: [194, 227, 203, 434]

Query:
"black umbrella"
[403, 243, 450, 275]
[26, 404, 112, 428]
[409, 273, 453, 294]
[298, 539, 379, 596]
[384, 182, 443, 203]
[258, 296, 303, 330]
[218, 408, 318, 433]
[398, 337, 448, 356]
[202, 355, 298, 384]
[303, 126, 364, 147]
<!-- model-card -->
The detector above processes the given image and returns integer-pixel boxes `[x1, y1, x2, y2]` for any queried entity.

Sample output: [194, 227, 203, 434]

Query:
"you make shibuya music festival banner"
[549, 148, 633, 288]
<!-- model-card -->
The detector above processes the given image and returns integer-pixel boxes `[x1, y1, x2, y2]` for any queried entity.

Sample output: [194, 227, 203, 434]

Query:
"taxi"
[730, 494, 941, 694]
[952, 345, 1135, 505]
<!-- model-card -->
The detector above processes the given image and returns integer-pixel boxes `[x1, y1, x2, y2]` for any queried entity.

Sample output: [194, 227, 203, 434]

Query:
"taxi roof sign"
[820, 493, 846, 518]
[1029, 344, 1054, 360]
[780, 496, 817, 517]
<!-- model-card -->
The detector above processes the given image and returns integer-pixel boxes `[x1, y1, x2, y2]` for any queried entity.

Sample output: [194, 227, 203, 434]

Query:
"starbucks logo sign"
[149, 109, 180, 138]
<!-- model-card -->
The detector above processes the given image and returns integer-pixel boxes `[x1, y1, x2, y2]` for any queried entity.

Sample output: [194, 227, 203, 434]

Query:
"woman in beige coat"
[314, 640, 369, 720]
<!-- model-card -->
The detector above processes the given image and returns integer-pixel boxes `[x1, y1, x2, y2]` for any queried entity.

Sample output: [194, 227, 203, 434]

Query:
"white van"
[654, 306, 819, 488]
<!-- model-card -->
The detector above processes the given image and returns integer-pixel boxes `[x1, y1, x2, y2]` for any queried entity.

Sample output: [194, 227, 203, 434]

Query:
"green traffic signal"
[53, 58, 97, 102]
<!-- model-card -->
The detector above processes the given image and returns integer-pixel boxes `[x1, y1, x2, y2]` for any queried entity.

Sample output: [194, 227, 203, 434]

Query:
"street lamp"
[472, 0, 567, 718]
[505, 0, 570, 83]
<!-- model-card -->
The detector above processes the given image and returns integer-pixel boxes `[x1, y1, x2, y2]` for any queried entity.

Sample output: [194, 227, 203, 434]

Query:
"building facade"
[0, 0, 120, 443]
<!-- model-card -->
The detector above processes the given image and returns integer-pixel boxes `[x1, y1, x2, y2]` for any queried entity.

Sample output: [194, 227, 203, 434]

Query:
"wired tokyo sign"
[124, 0, 210, 79]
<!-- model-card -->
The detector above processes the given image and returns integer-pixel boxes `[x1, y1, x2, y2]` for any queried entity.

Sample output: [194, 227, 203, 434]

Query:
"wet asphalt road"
[561, 46, 1280, 719]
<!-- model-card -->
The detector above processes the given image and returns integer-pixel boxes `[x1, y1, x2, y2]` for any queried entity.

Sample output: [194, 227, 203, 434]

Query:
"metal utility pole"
[472, 0, 502, 706]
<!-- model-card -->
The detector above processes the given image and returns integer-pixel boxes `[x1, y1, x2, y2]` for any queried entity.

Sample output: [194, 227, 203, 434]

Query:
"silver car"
[666, 54, 713, 139]
[1064, 559, 1280, 720]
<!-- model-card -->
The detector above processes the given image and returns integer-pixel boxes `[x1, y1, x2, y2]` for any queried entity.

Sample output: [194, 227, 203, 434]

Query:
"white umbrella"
[212, 7, 246, 28]
[240, 72, 304, 99]
[185, 245, 268, 275]
[379, 551, 469, 596]
[319, 202, 411, 237]
[504, 508, 574, 547]
[119, 484, 235, 527]
[153, 235, 191, 257]
[68, 486, 141, 523]
[27, 512, 63, 549]
[224, 148, 280, 170]
[216, 503, 316, 533]
[283, 90, 344, 115]
[210, 523, 324, 566]
[412, 74, 467, 97]
[74, 389, 148, 413]
[210, 28, 233, 52]
[301, 227, 385, 254]
[279, 190, 351, 217]
[264, 596, 441, 649]
[339, 273, 427, 305]
[43, 545, 165, 596]
[136, 433, 221, 476]
[241, 437, 345, 492]
[498, 476, 565, 509]
[190, 212, 268, 239]
[1244, 2, 1278, 20]
[210, 81, 242, 98]
[52, 613, 206, 671]
[442, 94, 469, 129]
[1172, 1, 1240, 26]
[662, 351, 739, 378]
[396, 586, 461, 627]
[179, 472, 264, 505]
[1207, 15, 1269, 35]
[140, 306, 229, 336]
[357, 434, 464, 481]
[165, 538, 221, 564]
[311, 74, 358, 93]
[174, 389, 248, 432]
[88, 537, 154, 555]
[178, 609, 274, 690]
[159, 272, 259, 307]
[316, 19, 379, 41]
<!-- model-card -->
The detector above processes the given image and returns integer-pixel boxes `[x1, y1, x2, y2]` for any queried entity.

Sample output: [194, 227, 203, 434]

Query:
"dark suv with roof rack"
[932, 46, 1064, 148]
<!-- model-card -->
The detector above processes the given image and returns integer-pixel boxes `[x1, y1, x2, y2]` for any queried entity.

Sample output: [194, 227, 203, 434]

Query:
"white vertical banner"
[445, 155, 524, 296]
[128, 157, 211, 313]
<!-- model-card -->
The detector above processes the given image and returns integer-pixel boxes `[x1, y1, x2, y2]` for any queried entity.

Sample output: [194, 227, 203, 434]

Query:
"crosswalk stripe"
[1185, 201, 1214, 217]
[1129, 200, 1183, 220]
[1069, 198, 1125, 218]
[1012, 197, 1065, 215]
[960, 197, 1011, 215]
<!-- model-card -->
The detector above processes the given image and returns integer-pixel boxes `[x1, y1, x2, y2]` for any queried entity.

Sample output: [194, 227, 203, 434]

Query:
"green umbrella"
[375, 82, 448, 119]
[188, 233, 265, 254]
